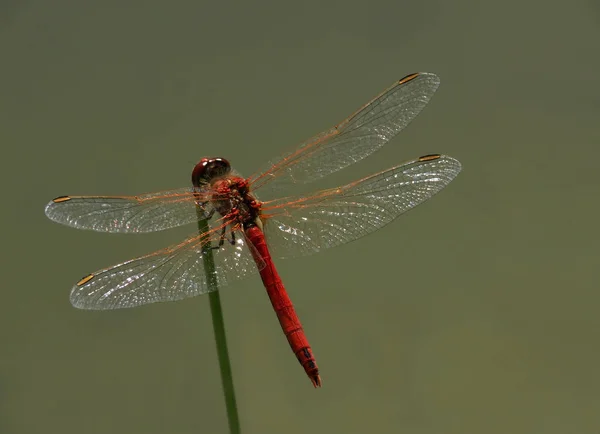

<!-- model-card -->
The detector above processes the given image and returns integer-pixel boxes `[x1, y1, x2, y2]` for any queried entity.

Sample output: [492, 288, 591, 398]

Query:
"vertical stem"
[197, 208, 241, 434]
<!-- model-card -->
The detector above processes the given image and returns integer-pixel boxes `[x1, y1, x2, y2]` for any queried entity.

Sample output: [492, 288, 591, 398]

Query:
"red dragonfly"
[45, 72, 461, 388]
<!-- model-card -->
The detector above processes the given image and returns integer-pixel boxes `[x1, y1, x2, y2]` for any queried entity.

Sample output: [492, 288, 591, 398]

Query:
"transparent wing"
[261, 154, 461, 259]
[44, 187, 207, 233]
[69, 220, 264, 309]
[250, 72, 440, 195]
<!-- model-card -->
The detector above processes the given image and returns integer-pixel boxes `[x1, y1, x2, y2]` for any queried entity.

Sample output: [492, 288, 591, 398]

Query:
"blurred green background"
[2, 0, 599, 433]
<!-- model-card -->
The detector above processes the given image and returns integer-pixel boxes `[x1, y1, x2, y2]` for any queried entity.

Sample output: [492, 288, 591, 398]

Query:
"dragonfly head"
[192, 157, 231, 187]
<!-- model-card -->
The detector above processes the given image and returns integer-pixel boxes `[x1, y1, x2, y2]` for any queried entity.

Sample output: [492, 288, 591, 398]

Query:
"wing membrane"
[45, 187, 203, 233]
[261, 154, 461, 259]
[69, 221, 262, 309]
[250, 73, 440, 195]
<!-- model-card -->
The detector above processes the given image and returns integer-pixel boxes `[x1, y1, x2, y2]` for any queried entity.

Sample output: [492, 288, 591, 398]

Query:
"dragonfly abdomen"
[245, 225, 322, 387]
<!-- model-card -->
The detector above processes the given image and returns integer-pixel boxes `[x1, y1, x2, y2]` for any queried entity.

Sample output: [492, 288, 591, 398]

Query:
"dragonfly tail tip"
[311, 374, 322, 388]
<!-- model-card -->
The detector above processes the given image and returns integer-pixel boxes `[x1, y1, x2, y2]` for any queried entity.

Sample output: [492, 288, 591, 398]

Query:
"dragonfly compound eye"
[191, 157, 232, 186]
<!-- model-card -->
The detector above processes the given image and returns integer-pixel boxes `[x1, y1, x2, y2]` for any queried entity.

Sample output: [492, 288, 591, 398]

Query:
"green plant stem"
[197, 209, 241, 434]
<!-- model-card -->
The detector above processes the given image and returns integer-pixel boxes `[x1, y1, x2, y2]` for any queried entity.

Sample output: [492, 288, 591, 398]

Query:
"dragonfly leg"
[212, 225, 236, 250]
[196, 202, 216, 220]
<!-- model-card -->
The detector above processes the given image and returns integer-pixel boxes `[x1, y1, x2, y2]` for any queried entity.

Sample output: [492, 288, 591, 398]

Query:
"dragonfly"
[45, 72, 461, 388]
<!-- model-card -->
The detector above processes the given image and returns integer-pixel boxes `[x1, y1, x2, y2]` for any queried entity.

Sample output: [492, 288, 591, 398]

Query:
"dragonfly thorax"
[210, 177, 261, 229]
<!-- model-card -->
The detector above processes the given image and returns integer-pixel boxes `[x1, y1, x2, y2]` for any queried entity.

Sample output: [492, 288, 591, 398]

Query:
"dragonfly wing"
[69, 222, 261, 309]
[261, 154, 461, 259]
[45, 187, 207, 233]
[250, 73, 440, 195]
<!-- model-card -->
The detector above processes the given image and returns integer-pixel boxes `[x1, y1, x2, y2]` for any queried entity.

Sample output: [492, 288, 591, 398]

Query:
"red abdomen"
[245, 225, 321, 387]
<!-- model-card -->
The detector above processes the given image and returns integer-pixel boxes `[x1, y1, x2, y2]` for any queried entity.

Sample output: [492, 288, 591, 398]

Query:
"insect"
[45, 72, 461, 387]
